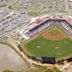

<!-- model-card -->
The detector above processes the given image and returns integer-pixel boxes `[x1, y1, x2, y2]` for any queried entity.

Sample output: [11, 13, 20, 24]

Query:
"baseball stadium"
[20, 15, 72, 65]
[0, 0, 72, 72]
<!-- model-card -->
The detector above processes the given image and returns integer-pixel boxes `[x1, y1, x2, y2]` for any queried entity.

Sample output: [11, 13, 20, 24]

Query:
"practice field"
[24, 27, 72, 60]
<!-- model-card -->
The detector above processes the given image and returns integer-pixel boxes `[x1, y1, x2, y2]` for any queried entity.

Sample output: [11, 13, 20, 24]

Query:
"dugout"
[42, 57, 56, 64]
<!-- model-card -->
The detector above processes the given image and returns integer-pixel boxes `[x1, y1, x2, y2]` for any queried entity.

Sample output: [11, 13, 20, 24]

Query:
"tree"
[3, 70, 13, 72]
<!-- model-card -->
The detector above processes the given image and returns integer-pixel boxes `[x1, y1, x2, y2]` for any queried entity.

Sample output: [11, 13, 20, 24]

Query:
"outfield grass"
[25, 28, 72, 60]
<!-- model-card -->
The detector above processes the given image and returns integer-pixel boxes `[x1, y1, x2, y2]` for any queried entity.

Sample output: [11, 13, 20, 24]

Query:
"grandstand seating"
[23, 18, 72, 39]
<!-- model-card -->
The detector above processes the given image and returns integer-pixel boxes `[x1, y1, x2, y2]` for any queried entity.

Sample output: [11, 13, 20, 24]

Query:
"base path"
[44, 31, 65, 40]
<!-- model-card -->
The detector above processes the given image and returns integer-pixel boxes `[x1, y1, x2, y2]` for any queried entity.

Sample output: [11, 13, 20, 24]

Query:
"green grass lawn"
[45, 69, 53, 72]
[53, 67, 61, 72]
[24, 28, 72, 60]
[28, 11, 43, 17]
[25, 36, 72, 60]
[45, 68, 61, 72]
[48, 29, 61, 35]
[24, 66, 61, 72]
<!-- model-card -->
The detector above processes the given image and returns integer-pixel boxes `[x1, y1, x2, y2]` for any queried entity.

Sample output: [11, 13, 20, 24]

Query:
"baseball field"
[24, 27, 72, 60]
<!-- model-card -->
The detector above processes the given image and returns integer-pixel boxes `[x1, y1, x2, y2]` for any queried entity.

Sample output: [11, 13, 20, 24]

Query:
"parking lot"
[0, 8, 31, 40]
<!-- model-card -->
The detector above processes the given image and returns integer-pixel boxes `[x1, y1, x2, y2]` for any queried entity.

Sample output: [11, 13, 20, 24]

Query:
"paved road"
[0, 43, 28, 72]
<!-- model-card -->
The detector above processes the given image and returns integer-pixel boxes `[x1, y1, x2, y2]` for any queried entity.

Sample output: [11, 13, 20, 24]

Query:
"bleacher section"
[23, 19, 72, 39]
